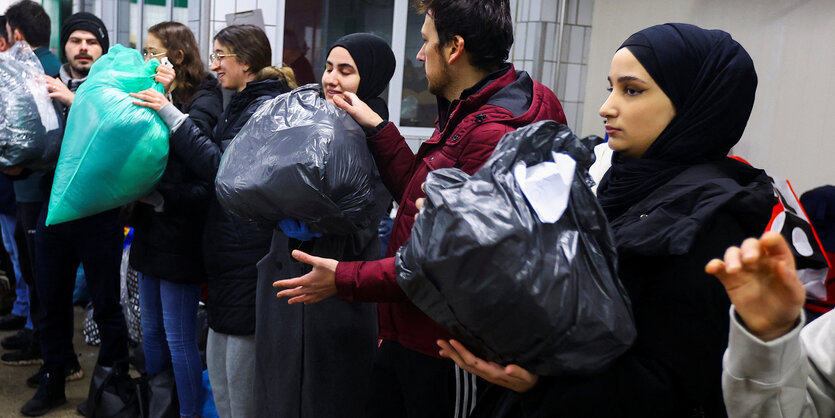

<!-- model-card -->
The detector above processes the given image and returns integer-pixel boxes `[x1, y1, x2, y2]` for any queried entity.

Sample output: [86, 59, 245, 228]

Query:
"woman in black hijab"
[323, 33, 395, 120]
[252, 33, 395, 418]
[440, 23, 776, 417]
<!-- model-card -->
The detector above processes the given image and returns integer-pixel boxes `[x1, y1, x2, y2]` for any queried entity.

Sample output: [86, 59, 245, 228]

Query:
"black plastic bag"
[83, 364, 143, 418]
[215, 84, 388, 234]
[396, 120, 636, 376]
[0, 41, 62, 169]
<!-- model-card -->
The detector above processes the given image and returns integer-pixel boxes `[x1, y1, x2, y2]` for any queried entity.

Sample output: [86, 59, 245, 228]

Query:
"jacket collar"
[436, 64, 512, 131]
[59, 63, 87, 92]
[228, 79, 286, 111]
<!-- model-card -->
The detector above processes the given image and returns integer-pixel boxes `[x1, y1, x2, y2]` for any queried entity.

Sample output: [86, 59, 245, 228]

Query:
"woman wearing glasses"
[131, 24, 295, 418]
[128, 21, 222, 418]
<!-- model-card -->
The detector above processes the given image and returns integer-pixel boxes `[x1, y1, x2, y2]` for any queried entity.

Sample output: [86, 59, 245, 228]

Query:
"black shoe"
[27, 357, 85, 388]
[77, 399, 88, 417]
[1, 327, 33, 350]
[1, 347, 43, 366]
[0, 313, 26, 331]
[20, 371, 67, 416]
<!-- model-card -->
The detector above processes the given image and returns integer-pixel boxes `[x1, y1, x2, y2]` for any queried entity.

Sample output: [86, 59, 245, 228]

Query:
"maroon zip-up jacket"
[334, 65, 567, 358]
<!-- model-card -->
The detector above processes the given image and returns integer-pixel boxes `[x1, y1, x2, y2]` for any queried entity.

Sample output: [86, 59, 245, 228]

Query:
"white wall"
[582, 0, 835, 195]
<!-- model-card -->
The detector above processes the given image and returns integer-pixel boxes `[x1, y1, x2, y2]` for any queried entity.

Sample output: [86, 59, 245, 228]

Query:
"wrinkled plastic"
[396, 120, 636, 377]
[46, 45, 168, 226]
[0, 41, 62, 169]
[216, 84, 388, 234]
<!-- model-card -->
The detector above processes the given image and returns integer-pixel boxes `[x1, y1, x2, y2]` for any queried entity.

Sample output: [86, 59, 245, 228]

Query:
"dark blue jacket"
[129, 75, 223, 284]
[0, 175, 16, 216]
[168, 78, 290, 334]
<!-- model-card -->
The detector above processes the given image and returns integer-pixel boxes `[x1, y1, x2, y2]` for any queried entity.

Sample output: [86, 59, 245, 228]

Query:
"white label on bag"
[513, 151, 575, 224]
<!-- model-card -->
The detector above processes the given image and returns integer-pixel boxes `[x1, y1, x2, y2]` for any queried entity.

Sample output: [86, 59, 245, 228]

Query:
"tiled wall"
[509, 0, 593, 133]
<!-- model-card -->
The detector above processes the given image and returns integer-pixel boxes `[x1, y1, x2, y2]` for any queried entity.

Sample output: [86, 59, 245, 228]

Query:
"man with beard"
[272, 0, 567, 416]
[0, 3, 84, 391]
[20, 12, 130, 417]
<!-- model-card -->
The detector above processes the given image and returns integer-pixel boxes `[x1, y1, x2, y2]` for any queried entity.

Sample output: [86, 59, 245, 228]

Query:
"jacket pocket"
[422, 151, 456, 171]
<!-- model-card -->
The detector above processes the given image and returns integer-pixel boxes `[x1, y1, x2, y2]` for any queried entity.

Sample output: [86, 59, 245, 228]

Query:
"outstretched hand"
[273, 250, 338, 304]
[705, 231, 805, 341]
[332, 91, 384, 128]
[130, 88, 170, 112]
[438, 339, 539, 393]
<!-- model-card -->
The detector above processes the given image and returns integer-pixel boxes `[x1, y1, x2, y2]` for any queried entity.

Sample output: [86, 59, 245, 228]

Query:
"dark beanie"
[60, 12, 109, 54]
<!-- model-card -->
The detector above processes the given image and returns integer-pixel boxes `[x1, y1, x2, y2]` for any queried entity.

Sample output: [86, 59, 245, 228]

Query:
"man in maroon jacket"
[275, 0, 566, 415]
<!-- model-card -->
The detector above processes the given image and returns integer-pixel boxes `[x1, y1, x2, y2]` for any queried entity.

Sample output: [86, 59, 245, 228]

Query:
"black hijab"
[596, 23, 758, 221]
[329, 33, 396, 121]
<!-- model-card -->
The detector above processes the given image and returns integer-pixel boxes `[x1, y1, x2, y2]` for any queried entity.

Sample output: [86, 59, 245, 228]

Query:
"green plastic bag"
[46, 45, 169, 226]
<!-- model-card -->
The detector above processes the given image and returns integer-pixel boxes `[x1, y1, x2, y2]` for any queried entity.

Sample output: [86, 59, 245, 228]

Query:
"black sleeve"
[169, 118, 222, 183]
[186, 90, 223, 136]
[155, 175, 211, 214]
[499, 212, 749, 417]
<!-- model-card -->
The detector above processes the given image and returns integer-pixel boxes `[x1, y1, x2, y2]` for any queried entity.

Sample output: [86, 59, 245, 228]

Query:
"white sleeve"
[722, 307, 835, 418]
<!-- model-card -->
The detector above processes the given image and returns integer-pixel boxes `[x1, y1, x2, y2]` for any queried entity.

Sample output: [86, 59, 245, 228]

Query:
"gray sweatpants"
[207, 329, 256, 418]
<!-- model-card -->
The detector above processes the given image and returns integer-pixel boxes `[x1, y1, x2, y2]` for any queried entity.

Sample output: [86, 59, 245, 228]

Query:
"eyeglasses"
[142, 49, 167, 59]
[209, 52, 237, 63]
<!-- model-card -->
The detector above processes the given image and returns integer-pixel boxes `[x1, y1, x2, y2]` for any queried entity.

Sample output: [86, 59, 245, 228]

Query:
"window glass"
[283, 0, 394, 87]
[399, 10, 433, 128]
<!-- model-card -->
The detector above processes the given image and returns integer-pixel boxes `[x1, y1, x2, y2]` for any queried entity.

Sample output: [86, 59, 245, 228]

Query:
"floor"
[0, 306, 102, 418]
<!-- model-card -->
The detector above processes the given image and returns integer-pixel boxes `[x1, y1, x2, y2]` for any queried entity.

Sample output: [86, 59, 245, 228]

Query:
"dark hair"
[214, 24, 296, 87]
[414, 0, 512, 71]
[0, 16, 7, 41]
[149, 22, 207, 106]
[5, 0, 51, 47]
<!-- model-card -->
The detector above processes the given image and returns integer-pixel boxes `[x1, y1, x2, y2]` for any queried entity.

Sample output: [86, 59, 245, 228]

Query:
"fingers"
[291, 249, 321, 267]
[129, 91, 154, 101]
[332, 95, 351, 111]
[448, 339, 481, 368]
[275, 285, 304, 298]
[132, 100, 155, 108]
[157, 65, 175, 76]
[704, 258, 725, 275]
[341, 91, 359, 106]
[739, 237, 762, 264]
[272, 277, 304, 289]
[723, 245, 743, 273]
[437, 340, 466, 367]
[504, 364, 526, 378]
[760, 231, 795, 267]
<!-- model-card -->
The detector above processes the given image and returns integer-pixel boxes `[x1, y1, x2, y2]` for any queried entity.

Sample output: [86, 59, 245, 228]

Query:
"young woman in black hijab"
[252, 33, 395, 418]
[438, 23, 776, 417]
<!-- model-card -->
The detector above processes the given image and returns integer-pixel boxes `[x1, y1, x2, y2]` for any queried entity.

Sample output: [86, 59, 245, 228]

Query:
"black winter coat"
[129, 76, 223, 284]
[167, 79, 290, 335]
[472, 161, 775, 418]
[253, 222, 383, 417]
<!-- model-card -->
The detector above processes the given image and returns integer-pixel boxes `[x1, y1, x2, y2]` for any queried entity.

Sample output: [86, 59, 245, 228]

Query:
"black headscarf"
[328, 33, 396, 121]
[597, 23, 758, 221]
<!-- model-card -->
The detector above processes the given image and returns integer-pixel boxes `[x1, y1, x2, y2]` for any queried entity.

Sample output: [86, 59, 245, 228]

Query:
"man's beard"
[427, 61, 451, 98]
[69, 55, 94, 77]
[70, 62, 91, 77]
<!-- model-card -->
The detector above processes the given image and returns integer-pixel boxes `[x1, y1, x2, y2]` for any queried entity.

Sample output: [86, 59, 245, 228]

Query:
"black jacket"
[129, 75, 223, 284]
[472, 161, 775, 418]
[168, 79, 290, 335]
